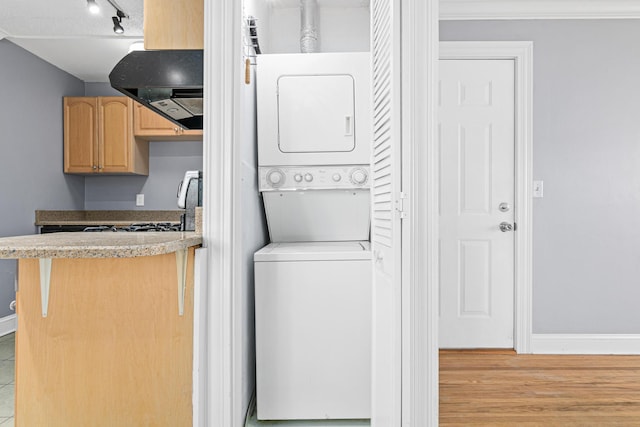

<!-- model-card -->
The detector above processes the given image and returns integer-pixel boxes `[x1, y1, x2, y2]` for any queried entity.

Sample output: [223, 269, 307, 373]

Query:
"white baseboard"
[532, 334, 640, 355]
[0, 314, 16, 337]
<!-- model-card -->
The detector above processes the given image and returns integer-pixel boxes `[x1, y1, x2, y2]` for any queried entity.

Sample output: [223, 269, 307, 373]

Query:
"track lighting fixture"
[112, 15, 124, 34]
[87, 0, 129, 34]
[112, 9, 126, 34]
[87, 0, 100, 15]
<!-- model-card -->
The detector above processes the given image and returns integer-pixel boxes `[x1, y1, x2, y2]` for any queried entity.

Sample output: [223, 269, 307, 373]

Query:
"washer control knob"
[350, 168, 368, 185]
[294, 173, 303, 183]
[266, 169, 285, 187]
[332, 173, 342, 182]
[304, 173, 313, 182]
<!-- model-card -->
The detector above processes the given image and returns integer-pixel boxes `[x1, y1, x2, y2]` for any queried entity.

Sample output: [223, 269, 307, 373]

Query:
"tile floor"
[0, 333, 14, 427]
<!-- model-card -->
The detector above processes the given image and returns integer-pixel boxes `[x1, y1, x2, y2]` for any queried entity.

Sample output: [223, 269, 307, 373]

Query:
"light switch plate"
[136, 194, 145, 206]
[533, 181, 543, 198]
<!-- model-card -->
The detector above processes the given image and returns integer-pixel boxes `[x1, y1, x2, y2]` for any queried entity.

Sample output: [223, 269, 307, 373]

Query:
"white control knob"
[350, 168, 368, 185]
[332, 173, 342, 182]
[294, 173, 303, 183]
[304, 173, 313, 182]
[266, 169, 285, 187]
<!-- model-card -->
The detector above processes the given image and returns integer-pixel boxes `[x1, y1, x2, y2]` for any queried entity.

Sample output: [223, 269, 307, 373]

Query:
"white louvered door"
[371, 0, 402, 425]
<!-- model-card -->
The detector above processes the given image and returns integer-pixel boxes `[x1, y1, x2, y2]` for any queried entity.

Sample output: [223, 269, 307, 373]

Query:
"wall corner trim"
[440, 0, 640, 20]
[532, 334, 640, 355]
[0, 314, 16, 337]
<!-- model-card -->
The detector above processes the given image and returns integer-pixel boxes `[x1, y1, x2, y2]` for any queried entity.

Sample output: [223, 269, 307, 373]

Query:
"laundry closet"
[240, 0, 372, 425]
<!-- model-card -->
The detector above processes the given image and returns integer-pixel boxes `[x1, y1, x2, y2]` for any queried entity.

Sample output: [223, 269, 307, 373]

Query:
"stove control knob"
[294, 173, 303, 183]
[266, 169, 285, 187]
[304, 173, 313, 182]
[332, 173, 342, 182]
[350, 168, 368, 185]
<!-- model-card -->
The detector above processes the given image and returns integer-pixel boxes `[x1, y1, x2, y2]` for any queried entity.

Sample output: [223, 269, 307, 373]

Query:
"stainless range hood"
[109, 50, 203, 130]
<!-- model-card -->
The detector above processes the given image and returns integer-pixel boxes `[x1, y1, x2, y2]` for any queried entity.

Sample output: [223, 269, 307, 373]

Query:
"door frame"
[439, 41, 534, 353]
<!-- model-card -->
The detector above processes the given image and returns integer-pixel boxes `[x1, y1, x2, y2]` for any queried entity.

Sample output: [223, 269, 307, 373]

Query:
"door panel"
[64, 97, 98, 173]
[371, 0, 402, 424]
[439, 59, 515, 349]
[278, 75, 356, 153]
[100, 97, 131, 173]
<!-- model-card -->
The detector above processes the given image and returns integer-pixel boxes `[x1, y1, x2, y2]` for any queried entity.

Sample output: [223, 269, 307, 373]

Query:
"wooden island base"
[15, 249, 195, 427]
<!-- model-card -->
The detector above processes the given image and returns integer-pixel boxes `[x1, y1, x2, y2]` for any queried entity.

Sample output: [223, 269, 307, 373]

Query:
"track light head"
[112, 15, 124, 34]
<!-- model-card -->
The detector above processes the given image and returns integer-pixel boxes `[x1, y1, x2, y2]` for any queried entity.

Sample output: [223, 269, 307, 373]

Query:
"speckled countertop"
[0, 232, 202, 259]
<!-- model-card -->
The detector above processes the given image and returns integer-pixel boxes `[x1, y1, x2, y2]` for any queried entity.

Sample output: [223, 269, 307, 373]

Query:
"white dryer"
[257, 52, 371, 167]
[254, 241, 372, 421]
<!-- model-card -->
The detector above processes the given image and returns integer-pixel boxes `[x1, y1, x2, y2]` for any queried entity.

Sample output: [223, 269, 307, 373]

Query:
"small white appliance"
[254, 241, 372, 420]
[257, 52, 371, 167]
[177, 170, 202, 231]
[259, 165, 370, 242]
[177, 170, 200, 209]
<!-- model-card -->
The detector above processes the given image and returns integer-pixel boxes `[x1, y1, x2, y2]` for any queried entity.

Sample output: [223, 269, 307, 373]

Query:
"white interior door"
[371, 0, 402, 424]
[439, 59, 515, 349]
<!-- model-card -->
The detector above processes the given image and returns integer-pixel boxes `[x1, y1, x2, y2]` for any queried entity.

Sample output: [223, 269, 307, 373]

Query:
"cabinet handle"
[174, 127, 179, 133]
[92, 165, 97, 170]
[9, 300, 16, 311]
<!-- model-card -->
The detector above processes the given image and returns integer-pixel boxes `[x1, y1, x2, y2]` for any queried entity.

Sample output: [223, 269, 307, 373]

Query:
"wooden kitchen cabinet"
[143, 0, 203, 50]
[133, 102, 203, 141]
[64, 97, 149, 175]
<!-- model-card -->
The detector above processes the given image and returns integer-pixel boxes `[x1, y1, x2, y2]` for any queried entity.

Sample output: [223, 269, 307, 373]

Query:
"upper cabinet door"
[133, 102, 203, 140]
[143, 0, 203, 49]
[277, 75, 356, 153]
[134, 102, 180, 135]
[64, 97, 98, 174]
[99, 97, 133, 173]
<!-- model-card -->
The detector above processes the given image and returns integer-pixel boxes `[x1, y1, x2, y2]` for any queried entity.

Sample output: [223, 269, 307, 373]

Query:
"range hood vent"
[109, 50, 203, 130]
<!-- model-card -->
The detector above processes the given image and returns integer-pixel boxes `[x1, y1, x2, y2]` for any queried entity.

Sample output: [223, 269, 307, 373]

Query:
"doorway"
[439, 42, 534, 353]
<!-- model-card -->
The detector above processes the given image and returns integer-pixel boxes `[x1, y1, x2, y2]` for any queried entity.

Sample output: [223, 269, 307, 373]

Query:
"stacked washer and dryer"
[254, 52, 372, 421]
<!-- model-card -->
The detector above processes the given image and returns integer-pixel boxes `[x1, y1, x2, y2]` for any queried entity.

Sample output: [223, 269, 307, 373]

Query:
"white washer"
[257, 52, 371, 167]
[254, 241, 372, 421]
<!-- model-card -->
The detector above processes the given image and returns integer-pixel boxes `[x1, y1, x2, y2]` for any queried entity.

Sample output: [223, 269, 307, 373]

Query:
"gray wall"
[83, 83, 203, 210]
[441, 20, 640, 334]
[0, 40, 85, 317]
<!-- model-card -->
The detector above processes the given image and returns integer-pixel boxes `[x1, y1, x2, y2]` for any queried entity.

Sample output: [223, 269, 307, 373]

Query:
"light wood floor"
[440, 349, 640, 426]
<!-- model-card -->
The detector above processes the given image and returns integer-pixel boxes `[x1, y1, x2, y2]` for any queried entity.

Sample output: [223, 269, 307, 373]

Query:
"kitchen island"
[0, 232, 203, 427]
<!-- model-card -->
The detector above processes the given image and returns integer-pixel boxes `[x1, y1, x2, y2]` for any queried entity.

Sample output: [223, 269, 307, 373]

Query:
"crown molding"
[440, 0, 640, 20]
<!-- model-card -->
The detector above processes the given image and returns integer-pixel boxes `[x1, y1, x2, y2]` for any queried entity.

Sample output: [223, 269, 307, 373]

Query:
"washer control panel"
[259, 165, 370, 191]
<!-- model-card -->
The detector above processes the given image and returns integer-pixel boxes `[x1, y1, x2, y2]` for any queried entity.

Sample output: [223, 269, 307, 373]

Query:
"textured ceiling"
[0, 0, 371, 83]
[0, 0, 143, 82]
[0, 0, 143, 37]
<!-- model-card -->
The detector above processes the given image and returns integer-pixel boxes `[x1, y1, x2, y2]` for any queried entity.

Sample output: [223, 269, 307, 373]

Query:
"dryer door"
[278, 75, 355, 153]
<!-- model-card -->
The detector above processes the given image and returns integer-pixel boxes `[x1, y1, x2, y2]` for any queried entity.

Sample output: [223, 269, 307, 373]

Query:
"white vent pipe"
[300, 0, 318, 53]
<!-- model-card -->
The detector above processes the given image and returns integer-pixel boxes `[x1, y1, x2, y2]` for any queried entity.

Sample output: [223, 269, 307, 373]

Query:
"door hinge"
[514, 222, 518, 231]
[396, 191, 408, 219]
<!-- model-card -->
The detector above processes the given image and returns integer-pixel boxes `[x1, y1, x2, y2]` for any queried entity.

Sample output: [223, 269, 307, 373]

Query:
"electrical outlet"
[136, 194, 145, 206]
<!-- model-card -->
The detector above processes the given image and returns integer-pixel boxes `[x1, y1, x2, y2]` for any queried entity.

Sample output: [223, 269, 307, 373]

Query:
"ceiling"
[0, 0, 144, 82]
[0, 0, 374, 83]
